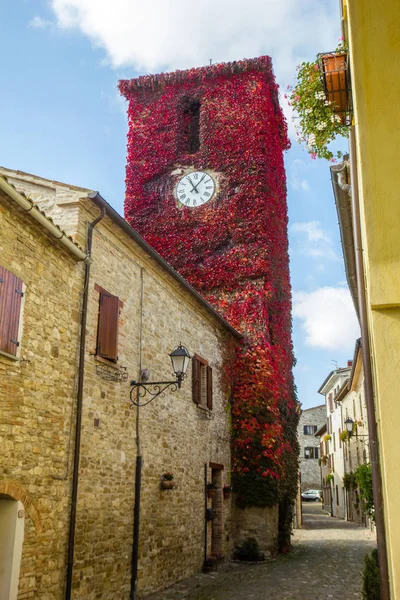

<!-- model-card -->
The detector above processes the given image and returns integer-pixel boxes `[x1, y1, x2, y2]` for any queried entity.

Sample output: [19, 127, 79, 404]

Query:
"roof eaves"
[330, 161, 359, 319]
[0, 175, 86, 257]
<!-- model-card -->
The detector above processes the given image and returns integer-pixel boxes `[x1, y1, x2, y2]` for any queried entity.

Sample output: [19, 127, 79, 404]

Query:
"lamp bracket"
[129, 376, 184, 408]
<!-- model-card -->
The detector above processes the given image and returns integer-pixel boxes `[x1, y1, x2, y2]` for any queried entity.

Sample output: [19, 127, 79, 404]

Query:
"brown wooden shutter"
[328, 393, 333, 412]
[97, 292, 119, 362]
[0, 266, 23, 356]
[206, 365, 213, 410]
[192, 357, 200, 404]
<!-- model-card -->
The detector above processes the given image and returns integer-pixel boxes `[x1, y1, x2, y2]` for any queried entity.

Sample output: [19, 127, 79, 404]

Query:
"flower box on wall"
[318, 51, 352, 123]
[160, 480, 175, 490]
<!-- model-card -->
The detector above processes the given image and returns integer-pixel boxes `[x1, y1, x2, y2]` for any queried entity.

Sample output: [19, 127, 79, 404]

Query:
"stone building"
[297, 405, 325, 491]
[0, 167, 240, 599]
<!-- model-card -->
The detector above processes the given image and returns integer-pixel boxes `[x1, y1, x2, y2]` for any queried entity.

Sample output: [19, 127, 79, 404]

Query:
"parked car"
[301, 489, 322, 502]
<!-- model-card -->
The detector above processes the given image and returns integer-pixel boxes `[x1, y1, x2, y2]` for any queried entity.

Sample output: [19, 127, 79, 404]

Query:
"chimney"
[347, 360, 353, 367]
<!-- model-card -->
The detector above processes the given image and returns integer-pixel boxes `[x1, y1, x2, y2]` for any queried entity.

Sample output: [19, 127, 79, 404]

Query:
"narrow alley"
[145, 503, 376, 600]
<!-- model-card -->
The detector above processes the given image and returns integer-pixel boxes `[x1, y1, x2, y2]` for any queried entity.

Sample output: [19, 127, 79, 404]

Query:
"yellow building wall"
[346, 1, 400, 597]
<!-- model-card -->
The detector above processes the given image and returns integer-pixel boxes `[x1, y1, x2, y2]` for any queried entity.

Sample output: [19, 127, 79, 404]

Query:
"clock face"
[175, 171, 215, 208]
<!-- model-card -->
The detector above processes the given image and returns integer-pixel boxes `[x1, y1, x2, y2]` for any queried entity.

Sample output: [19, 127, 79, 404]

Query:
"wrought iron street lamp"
[344, 416, 369, 444]
[129, 344, 191, 600]
[345, 416, 354, 435]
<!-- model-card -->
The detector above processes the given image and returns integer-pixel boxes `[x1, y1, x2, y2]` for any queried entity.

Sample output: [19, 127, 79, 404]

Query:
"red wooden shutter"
[192, 357, 200, 404]
[97, 292, 119, 362]
[0, 266, 23, 356]
[206, 365, 213, 410]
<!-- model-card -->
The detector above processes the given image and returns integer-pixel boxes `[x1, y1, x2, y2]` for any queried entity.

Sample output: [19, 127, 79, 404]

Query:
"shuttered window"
[96, 290, 119, 362]
[192, 355, 213, 410]
[206, 365, 213, 410]
[0, 265, 24, 357]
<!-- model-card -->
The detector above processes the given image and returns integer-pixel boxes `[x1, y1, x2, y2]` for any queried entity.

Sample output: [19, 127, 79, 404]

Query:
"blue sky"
[1, 0, 359, 409]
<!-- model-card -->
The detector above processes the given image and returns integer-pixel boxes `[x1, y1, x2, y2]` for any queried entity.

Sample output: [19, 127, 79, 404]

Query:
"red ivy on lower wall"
[119, 57, 299, 540]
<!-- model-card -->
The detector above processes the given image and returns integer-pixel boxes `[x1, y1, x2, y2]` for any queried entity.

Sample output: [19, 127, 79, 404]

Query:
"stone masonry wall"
[75, 214, 235, 599]
[1, 171, 236, 599]
[298, 405, 325, 491]
[232, 505, 278, 556]
[0, 187, 85, 599]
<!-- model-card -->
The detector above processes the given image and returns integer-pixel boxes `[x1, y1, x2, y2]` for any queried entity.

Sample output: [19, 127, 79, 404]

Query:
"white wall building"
[318, 364, 352, 519]
[338, 340, 370, 525]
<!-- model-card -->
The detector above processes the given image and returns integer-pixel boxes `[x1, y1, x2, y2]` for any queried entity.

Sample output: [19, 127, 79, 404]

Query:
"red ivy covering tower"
[119, 57, 299, 546]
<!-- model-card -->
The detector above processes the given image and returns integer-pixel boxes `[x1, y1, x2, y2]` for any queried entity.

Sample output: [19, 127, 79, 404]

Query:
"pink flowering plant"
[288, 42, 350, 161]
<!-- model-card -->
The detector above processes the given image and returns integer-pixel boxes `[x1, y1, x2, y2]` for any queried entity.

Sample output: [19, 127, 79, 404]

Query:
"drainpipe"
[65, 205, 106, 600]
[349, 128, 390, 600]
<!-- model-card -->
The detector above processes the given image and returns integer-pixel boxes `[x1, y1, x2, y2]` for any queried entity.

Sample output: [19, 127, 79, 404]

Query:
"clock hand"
[187, 176, 198, 193]
[192, 174, 206, 191]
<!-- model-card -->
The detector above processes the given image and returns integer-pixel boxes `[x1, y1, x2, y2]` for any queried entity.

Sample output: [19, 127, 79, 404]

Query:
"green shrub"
[233, 537, 265, 562]
[354, 463, 374, 520]
[362, 549, 380, 600]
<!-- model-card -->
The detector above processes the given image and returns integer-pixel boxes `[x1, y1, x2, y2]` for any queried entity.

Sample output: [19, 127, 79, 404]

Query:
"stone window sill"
[93, 354, 120, 369]
[0, 349, 19, 362]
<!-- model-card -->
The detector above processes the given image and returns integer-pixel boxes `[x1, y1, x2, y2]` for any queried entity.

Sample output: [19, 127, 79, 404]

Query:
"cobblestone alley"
[145, 503, 376, 600]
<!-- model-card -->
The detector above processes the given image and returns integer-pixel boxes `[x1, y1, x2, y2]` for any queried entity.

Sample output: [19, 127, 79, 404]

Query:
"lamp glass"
[169, 344, 191, 377]
[345, 417, 354, 434]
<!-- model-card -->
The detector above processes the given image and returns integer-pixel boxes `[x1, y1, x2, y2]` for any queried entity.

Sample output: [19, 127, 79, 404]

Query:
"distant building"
[336, 340, 370, 525]
[318, 364, 352, 519]
[298, 405, 325, 491]
[315, 423, 330, 511]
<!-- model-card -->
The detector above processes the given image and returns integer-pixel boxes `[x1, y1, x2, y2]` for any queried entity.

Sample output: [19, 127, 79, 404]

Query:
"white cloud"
[46, 0, 339, 88]
[29, 15, 54, 29]
[290, 221, 338, 261]
[293, 285, 359, 350]
[288, 158, 310, 193]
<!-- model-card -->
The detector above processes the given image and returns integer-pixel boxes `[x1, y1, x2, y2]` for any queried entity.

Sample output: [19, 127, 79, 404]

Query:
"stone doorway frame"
[209, 462, 224, 557]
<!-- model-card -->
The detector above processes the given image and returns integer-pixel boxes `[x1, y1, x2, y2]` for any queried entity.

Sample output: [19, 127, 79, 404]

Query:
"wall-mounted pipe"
[0, 176, 89, 263]
[65, 205, 106, 600]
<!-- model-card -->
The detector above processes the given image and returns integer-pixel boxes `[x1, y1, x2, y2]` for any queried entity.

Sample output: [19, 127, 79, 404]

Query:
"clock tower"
[119, 57, 299, 547]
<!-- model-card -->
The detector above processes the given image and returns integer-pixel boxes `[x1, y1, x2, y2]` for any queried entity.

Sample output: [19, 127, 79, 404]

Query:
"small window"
[192, 354, 212, 410]
[304, 425, 317, 435]
[183, 99, 201, 153]
[96, 287, 120, 363]
[0, 265, 24, 357]
[304, 447, 319, 459]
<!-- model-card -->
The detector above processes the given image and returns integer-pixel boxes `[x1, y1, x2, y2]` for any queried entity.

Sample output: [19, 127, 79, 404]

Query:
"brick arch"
[0, 480, 42, 534]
